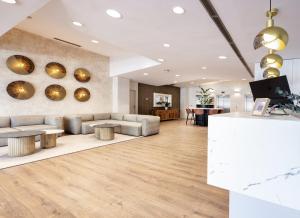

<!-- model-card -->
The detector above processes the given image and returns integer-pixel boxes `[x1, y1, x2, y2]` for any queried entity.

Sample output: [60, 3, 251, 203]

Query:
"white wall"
[255, 59, 300, 94]
[112, 76, 130, 113]
[0, 29, 111, 116]
[180, 81, 252, 118]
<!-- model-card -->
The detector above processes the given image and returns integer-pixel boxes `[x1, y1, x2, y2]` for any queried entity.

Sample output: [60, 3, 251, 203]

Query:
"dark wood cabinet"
[154, 109, 180, 121]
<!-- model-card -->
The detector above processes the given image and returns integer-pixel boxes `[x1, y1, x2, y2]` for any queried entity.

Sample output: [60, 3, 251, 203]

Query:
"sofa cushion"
[11, 115, 44, 127]
[94, 113, 111, 121]
[136, 115, 154, 123]
[0, 117, 10, 128]
[0, 128, 20, 147]
[14, 124, 57, 131]
[79, 114, 94, 122]
[119, 121, 142, 136]
[81, 120, 108, 134]
[123, 114, 137, 122]
[111, 113, 124, 121]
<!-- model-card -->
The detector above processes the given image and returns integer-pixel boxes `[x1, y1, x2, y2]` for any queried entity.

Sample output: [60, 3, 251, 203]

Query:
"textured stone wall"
[0, 28, 112, 116]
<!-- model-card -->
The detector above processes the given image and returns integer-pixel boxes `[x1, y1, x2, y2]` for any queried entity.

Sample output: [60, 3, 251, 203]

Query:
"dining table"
[189, 107, 224, 126]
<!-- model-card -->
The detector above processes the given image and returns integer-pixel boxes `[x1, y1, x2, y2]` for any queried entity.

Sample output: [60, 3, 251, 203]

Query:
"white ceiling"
[10, 0, 299, 86]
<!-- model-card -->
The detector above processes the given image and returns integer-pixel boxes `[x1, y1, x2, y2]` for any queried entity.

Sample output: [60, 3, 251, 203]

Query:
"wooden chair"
[185, 108, 194, 125]
[208, 109, 219, 115]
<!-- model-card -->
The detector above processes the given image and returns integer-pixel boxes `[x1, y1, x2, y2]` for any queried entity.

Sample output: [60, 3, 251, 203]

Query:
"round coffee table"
[41, 129, 64, 149]
[93, 124, 120, 141]
[0, 130, 43, 157]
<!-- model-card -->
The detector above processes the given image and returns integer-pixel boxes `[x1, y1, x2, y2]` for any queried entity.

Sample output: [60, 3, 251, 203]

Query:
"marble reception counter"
[207, 112, 300, 211]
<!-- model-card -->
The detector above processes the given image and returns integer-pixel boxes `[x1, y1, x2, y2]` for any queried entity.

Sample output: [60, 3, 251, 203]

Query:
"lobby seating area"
[0, 0, 299, 218]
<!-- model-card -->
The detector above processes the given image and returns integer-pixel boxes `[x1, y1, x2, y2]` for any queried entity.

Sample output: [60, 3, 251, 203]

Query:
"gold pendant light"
[260, 50, 283, 69]
[254, 8, 289, 51]
[263, 67, 280, 79]
[254, 1, 288, 79]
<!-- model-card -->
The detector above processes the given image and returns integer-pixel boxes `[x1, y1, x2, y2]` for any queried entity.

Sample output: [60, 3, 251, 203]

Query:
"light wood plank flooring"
[0, 120, 228, 218]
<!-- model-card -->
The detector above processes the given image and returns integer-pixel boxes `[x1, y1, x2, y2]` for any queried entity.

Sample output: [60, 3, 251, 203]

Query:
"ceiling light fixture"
[157, 58, 164, 62]
[172, 6, 185, 14]
[174, 81, 178, 84]
[254, 0, 288, 79]
[218, 56, 227, 59]
[175, 74, 180, 77]
[143, 73, 149, 76]
[1, 0, 16, 4]
[163, 43, 170, 48]
[106, 9, 122, 18]
[91, 40, 99, 44]
[202, 77, 206, 80]
[242, 78, 247, 81]
[72, 21, 82, 27]
[201, 66, 207, 70]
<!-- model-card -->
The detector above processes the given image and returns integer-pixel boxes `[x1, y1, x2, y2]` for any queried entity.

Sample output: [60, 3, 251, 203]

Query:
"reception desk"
[208, 112, 300, 217]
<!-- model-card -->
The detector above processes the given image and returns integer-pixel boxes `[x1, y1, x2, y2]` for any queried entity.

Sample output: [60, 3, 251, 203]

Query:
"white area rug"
[0, 133, 138, 170]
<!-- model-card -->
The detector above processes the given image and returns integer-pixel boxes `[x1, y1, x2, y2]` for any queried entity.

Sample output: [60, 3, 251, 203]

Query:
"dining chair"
[185, 108, 194, 125]
[208, 109, 219, 115]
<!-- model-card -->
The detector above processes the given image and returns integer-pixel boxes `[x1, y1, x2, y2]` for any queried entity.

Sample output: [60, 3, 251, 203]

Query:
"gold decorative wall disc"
[6, 55, 35, 75]
[74, 68, 91, 82]
[7, 81, 35, 100]
[45, 84, 66, 101]
[45, 62, 66, 79]
[74, 87, 90, 102]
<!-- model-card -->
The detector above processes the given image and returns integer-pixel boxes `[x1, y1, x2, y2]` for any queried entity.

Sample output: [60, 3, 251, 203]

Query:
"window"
[245, 95, 254, 112]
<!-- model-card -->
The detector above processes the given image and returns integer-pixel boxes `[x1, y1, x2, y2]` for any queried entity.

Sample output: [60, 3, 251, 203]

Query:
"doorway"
[130, 90, 137, 114]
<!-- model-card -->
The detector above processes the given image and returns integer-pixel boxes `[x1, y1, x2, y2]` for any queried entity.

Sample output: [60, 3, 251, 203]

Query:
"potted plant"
[164, 101, 170, 110]
[275, 88, 300, 118]
[196, 87, 214, 108]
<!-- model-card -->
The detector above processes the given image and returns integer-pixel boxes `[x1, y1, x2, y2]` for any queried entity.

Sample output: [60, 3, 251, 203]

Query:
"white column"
[112, 76, 130, 113]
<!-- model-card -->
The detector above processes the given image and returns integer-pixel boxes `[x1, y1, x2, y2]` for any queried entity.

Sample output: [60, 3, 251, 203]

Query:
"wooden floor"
[0, 120, 228, 218]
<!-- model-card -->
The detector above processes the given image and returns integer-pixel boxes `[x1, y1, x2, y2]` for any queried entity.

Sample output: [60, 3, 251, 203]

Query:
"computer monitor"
[249, 75, 292, 106]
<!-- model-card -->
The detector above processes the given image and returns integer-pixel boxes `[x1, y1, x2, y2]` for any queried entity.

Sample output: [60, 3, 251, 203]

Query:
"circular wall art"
[45, 84, 66, 101]
[74, 68, 91, 82]
[74, 87, 90, 102]
[7, 81, 35, 100]
[45, 62, 66, 79]
[6, 55, 35, 75]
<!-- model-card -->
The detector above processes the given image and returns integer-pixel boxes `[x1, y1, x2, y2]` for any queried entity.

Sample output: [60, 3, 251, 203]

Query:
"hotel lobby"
[0, 0, 299, 217]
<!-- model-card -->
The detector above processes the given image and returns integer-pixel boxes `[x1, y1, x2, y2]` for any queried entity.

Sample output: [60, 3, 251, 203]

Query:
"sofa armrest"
[45, 116, 64, 129]
[64, 116, 82, 134]
[141, 116, 160, 136]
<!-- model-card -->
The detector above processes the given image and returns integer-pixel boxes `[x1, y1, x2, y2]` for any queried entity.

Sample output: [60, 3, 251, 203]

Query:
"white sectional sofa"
[0, 115, 63, 147]
[64, 113, 160, 137]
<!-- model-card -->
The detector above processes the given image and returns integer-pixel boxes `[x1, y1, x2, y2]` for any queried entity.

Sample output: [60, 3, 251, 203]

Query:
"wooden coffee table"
[0, 130, 43, 157]
[92, 124, 120, 141]
[41, 129, 64, 149]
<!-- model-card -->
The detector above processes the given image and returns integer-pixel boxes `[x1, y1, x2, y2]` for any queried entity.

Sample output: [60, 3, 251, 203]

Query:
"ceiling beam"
[199, 0, 254, 78]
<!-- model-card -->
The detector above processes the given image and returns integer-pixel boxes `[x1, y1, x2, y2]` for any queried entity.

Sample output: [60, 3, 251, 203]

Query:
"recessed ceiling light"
[91, 40, 99, 44]
[163, 43, 170, 48]
[242, 78, 247, 80]
[106, 9, 122, 18]
[1, 0, 16, 4]
[202, 77, 206, 80]
[175, 74, 180, 77]
[201, 66, 207, 70]
[157, 58, 164, 62]
[218, 56, 227, 59]
[172, 6, 185, 14]
[72, 21, 82, 27]
[143, 73, 149, 76]
[174, 81, 178, 83]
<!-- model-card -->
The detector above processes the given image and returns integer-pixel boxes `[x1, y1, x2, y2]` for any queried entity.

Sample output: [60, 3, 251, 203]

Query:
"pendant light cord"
[269, 0, 272, 12]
